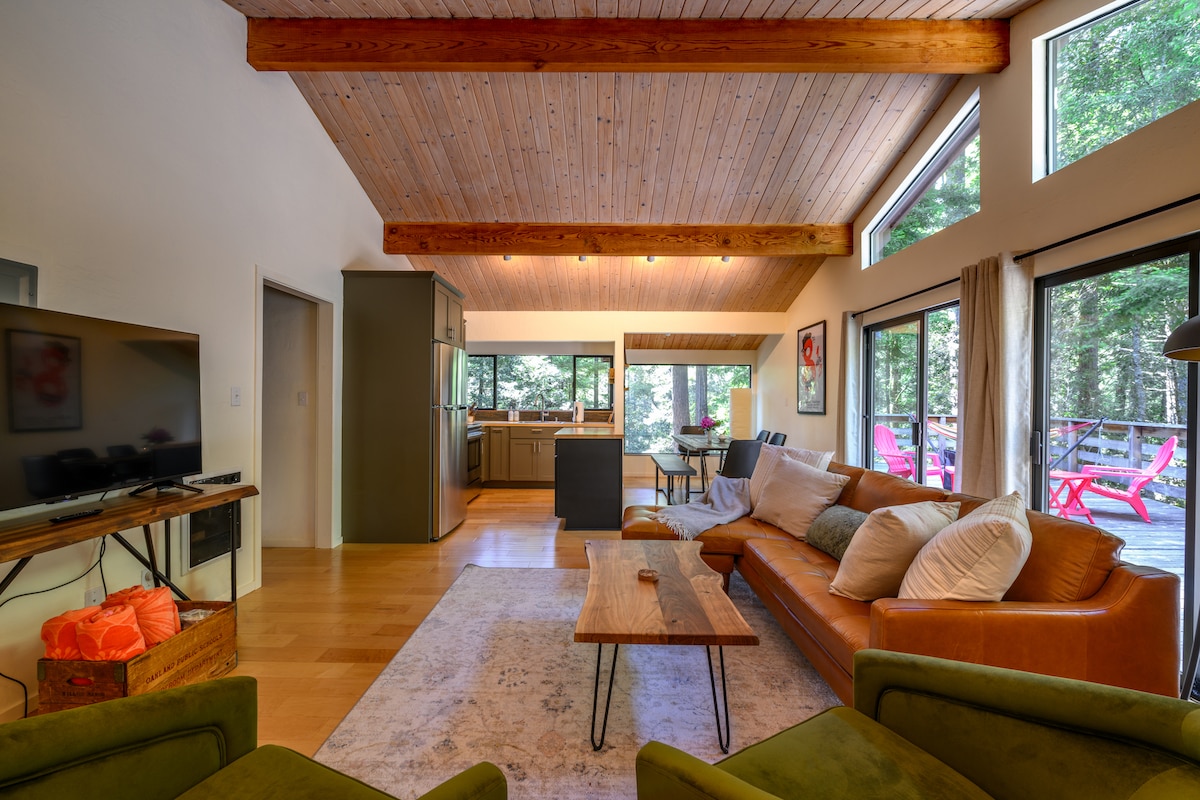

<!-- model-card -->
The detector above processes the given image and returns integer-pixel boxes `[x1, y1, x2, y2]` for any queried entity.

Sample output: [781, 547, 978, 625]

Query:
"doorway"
[261, 285, 320, 548]
[863, 304, 960, 488]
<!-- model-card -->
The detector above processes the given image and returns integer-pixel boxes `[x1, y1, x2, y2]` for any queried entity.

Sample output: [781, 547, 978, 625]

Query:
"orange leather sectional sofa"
[622, 462, 1182, 704]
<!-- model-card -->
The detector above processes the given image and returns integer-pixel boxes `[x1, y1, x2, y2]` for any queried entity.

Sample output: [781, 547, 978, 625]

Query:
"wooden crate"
[36, 600, 237, 713]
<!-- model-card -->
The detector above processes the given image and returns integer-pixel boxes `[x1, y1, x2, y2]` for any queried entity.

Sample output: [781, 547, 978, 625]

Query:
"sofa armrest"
[1, 676, 258, 800]
[851, 649, 1200, 799]
[869, 564, 1180, 695]
[636, 741, 782, 800]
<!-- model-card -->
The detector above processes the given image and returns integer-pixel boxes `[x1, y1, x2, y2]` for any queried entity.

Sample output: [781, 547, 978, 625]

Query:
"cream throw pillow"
[749, 443, 836, 509]
[828, 501, 960, 601]
[898, 492, 1033, 602]
[750, 456, 849, 539]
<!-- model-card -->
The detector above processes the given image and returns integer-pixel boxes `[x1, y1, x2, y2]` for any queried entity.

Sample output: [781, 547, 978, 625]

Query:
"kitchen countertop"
[553, 426, 623, 439]
[475, 420, 614, 428]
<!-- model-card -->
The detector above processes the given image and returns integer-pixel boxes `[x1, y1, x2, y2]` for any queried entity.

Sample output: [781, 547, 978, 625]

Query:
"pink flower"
[700, 416, 719, 431]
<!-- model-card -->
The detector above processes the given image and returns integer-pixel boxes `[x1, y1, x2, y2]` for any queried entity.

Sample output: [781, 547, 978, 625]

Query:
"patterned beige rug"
[316, 565, 839, 799]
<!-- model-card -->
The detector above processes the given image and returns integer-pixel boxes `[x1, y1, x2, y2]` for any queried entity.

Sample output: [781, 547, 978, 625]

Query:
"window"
[1048, 0, 1200, 173]
[467, 354, 613, 411]
[1032, 233, 1197, 698]
[623, 364, 751, 454]
[863, 304, 960, 488]
[868, 103, 980, 264]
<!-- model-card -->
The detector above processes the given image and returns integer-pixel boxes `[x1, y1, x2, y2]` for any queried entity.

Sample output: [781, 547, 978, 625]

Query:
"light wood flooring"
[232, 480, 659, 756]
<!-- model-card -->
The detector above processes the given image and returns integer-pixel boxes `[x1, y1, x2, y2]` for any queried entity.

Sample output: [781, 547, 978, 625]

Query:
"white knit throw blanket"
[652, 476, 751, 540]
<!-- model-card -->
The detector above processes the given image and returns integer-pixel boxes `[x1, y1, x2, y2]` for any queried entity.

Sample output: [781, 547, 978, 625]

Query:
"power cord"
[0, 537, 108, 718]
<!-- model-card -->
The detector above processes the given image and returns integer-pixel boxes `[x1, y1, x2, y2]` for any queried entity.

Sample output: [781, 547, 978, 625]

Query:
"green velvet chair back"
[0, 676, 257, 800]
[854, 650, 1200, 800]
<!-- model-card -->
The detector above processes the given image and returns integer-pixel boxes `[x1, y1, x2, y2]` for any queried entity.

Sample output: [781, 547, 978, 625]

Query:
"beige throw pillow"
[898, 492, 1033, 602]
[749, 443, 836, 509]
[829, 501, 961, 601]
[750, 456, 849, 539]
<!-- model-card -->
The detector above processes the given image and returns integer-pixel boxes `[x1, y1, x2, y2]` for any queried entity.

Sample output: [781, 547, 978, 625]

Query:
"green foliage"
[1048, 255, 1190, 425]
[1052, 0, 1200, 170]
[466, 354, 613, 410]
[869, 306, 959, 420]
[624, 364, 751, 453]
[879, 135, 980, 260]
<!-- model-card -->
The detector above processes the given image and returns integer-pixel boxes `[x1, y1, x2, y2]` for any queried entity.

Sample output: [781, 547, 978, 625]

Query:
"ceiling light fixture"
[646, 256, 655, 262]
[578, 255, 587, 262]
[721, 256, 731, 263]
[503, 255, 512, 261]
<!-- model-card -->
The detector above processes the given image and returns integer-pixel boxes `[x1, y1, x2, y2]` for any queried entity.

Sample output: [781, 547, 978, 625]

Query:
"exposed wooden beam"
[383, 223, 853, 257]
[248, 18, 1009, 74]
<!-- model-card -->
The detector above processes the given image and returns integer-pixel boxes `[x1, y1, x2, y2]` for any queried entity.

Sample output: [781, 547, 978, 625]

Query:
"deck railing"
[873, 415, 1189, 503]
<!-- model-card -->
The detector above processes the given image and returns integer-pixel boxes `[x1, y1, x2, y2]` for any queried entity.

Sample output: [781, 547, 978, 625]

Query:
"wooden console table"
[0, 484, 259, 603]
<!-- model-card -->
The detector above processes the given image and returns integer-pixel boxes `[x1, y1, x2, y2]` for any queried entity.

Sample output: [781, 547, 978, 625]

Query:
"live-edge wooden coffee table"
[574, 539, 759, 753]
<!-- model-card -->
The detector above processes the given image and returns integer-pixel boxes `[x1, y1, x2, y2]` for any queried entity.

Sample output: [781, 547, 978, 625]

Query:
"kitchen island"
[553, 426, 624, 530]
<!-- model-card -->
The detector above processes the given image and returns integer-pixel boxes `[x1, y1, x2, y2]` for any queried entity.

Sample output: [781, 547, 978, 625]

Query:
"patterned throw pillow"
[805, 505, 868, 561]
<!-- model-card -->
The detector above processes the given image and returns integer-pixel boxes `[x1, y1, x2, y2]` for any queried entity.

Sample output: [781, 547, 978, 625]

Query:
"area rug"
[316, 565, 839, 799]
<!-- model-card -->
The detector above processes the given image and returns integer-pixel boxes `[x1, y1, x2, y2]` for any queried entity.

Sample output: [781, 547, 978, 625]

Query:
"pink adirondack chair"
[1081, 436, 1178, 523]
[873, 424, 944, 484]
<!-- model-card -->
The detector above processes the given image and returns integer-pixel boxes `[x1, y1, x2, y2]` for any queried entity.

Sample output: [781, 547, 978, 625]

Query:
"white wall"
[0, 0, 395, 720]
[764, 0, 1200, 460]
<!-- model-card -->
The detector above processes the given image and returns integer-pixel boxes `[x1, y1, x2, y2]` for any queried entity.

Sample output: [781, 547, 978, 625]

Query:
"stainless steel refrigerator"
[432, 342, 468, 539]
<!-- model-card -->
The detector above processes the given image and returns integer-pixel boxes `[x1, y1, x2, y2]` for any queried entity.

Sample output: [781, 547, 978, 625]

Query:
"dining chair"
[719, 439, 763, 479]
[768, 432, 787, 446]
[755, 430, 771, 442]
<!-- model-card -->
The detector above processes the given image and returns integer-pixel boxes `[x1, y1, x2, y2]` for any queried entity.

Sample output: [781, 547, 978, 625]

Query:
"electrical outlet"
[84, 586, 104, 607]
[141, 569, 154, 590]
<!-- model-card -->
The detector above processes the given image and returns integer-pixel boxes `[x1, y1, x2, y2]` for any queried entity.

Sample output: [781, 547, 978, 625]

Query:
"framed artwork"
[6, 329, 82, 431]
[797, 321, 825, 415]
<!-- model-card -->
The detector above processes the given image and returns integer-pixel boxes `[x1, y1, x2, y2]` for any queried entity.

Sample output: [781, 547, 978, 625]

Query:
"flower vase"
[705, 429, 713, 443]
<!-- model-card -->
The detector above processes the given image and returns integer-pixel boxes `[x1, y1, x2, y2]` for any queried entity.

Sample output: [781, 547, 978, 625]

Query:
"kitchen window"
[467, 354, 614, 411]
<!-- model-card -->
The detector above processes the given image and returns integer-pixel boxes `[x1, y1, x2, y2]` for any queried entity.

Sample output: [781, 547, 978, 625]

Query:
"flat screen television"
[0, 303, 202, 513]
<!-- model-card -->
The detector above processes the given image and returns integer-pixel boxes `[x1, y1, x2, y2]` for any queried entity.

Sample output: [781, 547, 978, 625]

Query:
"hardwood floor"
[232, 480, 658, 756]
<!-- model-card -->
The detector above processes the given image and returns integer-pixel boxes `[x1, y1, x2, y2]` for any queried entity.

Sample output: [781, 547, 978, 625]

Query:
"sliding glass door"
[1033, 234, 1198, 698]
[864, 304, 960, 488]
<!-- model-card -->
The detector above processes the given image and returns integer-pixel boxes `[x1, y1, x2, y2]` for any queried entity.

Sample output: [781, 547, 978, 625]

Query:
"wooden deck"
[1063, 494, 1187, 578]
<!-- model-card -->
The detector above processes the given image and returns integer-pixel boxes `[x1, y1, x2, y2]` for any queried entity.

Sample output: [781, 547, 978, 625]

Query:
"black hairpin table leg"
[590, 642, 619, 751]
[707, 645, 731, 754]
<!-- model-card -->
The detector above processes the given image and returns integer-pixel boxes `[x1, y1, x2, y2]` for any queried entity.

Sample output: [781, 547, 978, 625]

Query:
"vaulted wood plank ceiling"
[221, 0, 1026, 313]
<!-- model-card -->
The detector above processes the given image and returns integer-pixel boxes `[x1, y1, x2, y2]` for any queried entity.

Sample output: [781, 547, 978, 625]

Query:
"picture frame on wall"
[797, 321, 825, 415]
[6, 329, 82, 431]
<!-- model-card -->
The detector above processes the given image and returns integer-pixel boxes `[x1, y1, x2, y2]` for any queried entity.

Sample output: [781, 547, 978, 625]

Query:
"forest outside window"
[1047, 0, 1199, 174]
[467, 354, 613, 411]
[867, 102, 980, 264]
[624, 364, 751, 454]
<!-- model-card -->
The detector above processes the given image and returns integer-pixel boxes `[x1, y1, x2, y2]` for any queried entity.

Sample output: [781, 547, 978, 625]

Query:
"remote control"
[49, 509, 103, 524]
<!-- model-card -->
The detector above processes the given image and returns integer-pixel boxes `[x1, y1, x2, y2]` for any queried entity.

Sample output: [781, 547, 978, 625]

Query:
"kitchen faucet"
[536, 392, 546, 422]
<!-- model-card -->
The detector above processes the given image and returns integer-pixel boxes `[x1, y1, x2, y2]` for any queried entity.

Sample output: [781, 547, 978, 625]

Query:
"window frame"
[466, 353, 613, 411]
[866, 99, 981, 265]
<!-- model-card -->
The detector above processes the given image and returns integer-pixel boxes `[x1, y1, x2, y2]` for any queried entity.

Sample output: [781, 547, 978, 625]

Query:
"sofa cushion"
[716, 707, 992, 800]
[837, 468, 950, 514]
[177, 745, 401, 800]
[751, 458, 850, 539]
[806, 506, 868, 561]
[741, 538, 871, 669]
[621, 505, 793, 558]
[829, 501, 961, 602]
[899, 493, 1032, 601]
[750, 443, 835, 508]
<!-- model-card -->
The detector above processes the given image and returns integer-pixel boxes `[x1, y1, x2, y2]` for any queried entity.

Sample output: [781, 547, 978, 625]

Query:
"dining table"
[671, 432, 732, 492]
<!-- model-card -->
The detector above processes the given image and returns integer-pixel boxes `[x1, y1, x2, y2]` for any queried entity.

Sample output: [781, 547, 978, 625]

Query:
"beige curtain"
[957, 253, 1034, 499]
[838, 310, 863, 465]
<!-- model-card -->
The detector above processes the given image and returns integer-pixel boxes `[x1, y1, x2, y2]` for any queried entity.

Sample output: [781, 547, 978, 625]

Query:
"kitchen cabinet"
[433, 281, 464, 347]
[485, 426, 508, 482]
[508, 427, 556, 483]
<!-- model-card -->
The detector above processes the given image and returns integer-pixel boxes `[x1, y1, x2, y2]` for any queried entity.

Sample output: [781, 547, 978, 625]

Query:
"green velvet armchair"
[0, 676, 506, 800]
[637, 649, 1200, 799]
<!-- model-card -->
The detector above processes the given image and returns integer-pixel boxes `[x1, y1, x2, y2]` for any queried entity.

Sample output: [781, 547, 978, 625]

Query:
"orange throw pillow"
[104, 585, 180, 645]
[76, 604, 147, 661]
[40, 606, 101, 660]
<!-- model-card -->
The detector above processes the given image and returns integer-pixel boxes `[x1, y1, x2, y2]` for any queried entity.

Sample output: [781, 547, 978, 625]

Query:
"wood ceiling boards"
[625, 333, 768, 351]
[222, 1, 1024, 313]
